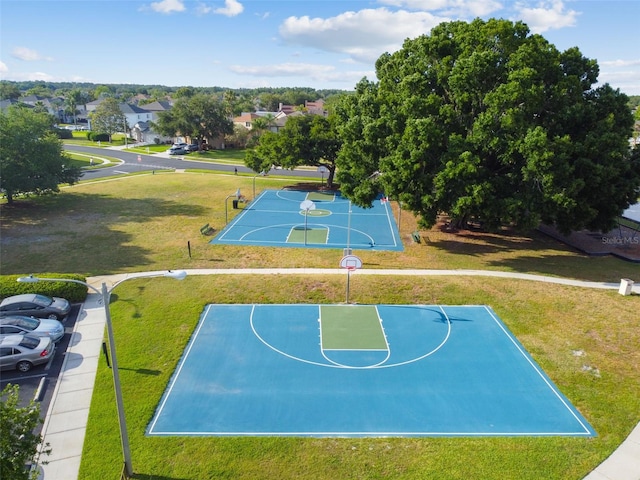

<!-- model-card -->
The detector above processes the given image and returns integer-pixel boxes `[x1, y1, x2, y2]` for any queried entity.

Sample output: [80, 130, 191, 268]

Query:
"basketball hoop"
[340, 255, 362, 303]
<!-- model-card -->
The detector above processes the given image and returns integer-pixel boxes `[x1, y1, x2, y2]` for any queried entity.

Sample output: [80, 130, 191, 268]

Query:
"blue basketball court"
[210, 189, 403, 251]
[147, 304, 594, 437]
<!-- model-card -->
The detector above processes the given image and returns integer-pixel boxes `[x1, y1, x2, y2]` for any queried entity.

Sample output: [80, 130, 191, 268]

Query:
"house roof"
[142, 100, 172, 111]
[119, 103, 151, 114]
[0, 98, 24, 112]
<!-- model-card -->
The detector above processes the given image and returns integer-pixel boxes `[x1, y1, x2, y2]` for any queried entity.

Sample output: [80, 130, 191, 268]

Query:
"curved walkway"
[39, 269, 639, 480]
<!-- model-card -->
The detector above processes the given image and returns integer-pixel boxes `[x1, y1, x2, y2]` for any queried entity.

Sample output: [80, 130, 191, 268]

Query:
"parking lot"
[1, 305, 82, 419]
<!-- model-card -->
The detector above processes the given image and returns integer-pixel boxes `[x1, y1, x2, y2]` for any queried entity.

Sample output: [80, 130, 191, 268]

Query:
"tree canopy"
[245, 114, 341, 187]
[152, 93, 233, 146]
[89, 97, 127, 142]
[1, 384, 50, 480]
[335, 18, 640, 233]
[0, 106, 82, 204]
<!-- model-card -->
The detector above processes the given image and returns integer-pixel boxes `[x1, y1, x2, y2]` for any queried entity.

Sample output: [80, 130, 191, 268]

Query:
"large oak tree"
[335, 18, 640, 233]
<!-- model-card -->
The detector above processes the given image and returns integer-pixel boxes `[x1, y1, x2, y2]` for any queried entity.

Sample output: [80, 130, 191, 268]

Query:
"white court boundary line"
[148, 304, 594, 436]
[147, 303, 213, 434]
[483, 305, 594, 436]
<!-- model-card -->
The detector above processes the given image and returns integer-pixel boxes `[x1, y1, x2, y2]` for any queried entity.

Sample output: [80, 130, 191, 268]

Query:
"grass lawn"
[1, 171, 638, 479]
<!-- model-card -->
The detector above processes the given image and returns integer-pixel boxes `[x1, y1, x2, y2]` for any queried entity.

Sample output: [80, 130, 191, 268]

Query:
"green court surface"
[320, 305, 387, 350]
[287, 226, 329, 244]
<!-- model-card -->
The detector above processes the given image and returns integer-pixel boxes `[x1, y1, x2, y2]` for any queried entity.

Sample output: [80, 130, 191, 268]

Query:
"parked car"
[0, 316, 65, 342]
[168, 146, 189, 155]
[0, 294, 71, 320]
[0, 334, 55, 372]
[172, 142, 188, 149]
[186, 143, 199, 152]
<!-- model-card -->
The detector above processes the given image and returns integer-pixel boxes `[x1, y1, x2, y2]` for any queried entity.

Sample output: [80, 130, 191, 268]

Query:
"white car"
[0, 315, 65, 342]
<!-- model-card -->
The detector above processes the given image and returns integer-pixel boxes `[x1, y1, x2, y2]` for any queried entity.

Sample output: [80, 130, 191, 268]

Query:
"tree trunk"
[326, 166, 336, 189]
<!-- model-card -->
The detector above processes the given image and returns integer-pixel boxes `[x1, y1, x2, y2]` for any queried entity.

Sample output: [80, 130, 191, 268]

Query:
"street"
[65, 145, 324, 181]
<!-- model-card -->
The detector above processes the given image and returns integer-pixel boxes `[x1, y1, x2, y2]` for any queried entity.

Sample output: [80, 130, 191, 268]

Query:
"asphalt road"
[1, 305, 82, 422]
[64, 145, 324, 181]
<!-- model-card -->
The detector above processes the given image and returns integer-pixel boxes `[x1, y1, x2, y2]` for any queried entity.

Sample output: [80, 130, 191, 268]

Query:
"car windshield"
[33, 295, 53, 307]
[19, 336, 40, 349]
[15, 317, 40, 329]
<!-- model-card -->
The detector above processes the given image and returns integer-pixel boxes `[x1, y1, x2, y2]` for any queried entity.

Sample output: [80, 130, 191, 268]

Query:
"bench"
[200, 223, 215, 235]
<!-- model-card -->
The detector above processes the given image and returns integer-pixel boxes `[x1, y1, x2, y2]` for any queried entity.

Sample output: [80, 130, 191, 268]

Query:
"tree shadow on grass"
[425, 227, 562, 257]
[424, 227, 638, 281]
[0, 193, 207, 274]
[133, 475, 191, 480]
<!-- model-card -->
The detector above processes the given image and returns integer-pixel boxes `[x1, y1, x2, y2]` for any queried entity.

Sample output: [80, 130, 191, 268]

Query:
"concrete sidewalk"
[37, 269, 639, 479]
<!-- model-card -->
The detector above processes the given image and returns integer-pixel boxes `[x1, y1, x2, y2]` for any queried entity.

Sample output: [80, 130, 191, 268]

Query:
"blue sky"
[1, 0, 639, 95]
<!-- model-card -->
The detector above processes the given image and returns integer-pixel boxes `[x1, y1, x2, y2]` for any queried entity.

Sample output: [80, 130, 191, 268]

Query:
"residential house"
[130, 101, 173, 144]
[18, 95, 65, 122]
[0, 98, 23, 113]
[233, 111, 289, 133]
[86, 99, 171, 144]
[276, 99, 328, 117]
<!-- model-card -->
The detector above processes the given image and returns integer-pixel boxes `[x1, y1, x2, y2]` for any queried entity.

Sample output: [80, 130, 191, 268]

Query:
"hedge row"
[0, 274, 89, 303]
[86, 132, 110, 142]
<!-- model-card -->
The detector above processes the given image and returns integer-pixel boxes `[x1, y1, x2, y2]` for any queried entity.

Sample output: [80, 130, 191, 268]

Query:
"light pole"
[225, 193, 237, 225]
[17, 270, 187, 478]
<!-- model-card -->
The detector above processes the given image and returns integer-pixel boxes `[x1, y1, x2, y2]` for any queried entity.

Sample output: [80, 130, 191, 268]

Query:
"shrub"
[53, 128, 73, 139]
[87, 132, 109, 142]
[0, 274, 89, 303]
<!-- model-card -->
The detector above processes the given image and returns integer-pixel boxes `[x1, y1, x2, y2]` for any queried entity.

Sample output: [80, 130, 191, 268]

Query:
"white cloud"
[228, 62, 373, 84]
[0, 61, 7, 73]
[230, 62, 335, 77]
[600, 59, 640, 68]
[1, 71, 56, 82]
[150, 0, 185, 14]
[196, 3, 212, 15]
[279, 8, 449, 63]
[11, 47, 53, 62]
[378, 0, 503, 17]
[598, 70, 640, 96]
[515, 0, 579, 33]
[598, 59, 640, 95]
[214, 0, 244, 17]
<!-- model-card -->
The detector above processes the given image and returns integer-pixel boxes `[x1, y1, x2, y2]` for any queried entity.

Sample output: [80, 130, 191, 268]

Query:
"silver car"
[0, 316, 65, 342]
[0, 334, 55, 372]
[0, 293, 71, 320]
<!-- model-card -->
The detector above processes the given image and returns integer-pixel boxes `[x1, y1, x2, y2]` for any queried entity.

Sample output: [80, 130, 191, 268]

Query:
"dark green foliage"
[88, 97, 127, 142]
[87, 132, 109, 142]
[53, 127, 73, 139]
[335, 18, 640, 234]
[0, 274, 89, 303]
[0, 384, 50, 480]
[245, 114, 341, 187]
[152, 93, 233, 146]
[0, 107, 83, 204]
